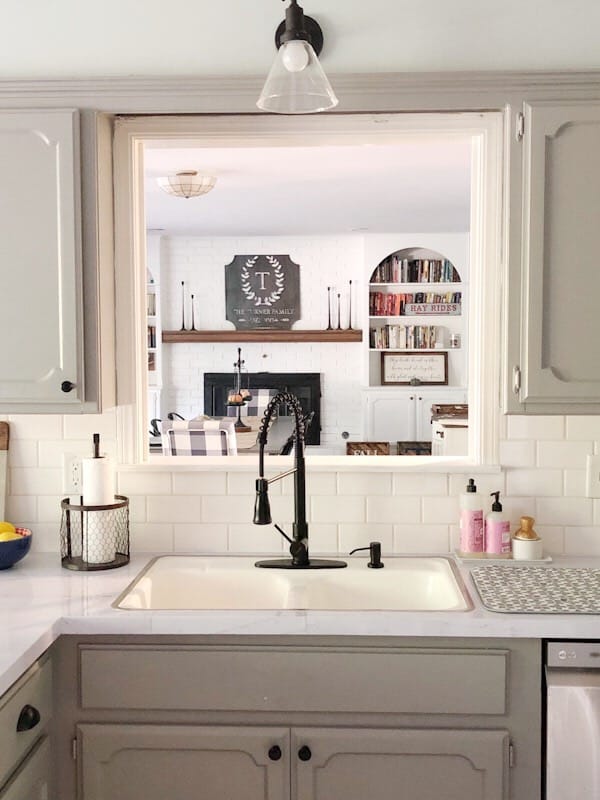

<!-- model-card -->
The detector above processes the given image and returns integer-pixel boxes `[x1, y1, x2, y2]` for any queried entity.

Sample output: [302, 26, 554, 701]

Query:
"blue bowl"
[0, 528, 32, 570]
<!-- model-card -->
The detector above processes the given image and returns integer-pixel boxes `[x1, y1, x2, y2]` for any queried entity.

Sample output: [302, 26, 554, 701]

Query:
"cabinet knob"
[16, 704, 41, 732]
[298, 745, 312, 762]
[268, 745, 282, 761]
[61, 380, 76, 393]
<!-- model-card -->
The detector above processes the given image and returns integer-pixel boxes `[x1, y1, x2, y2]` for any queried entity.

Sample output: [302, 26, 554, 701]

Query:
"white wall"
[1, 1, 599, 78]
[158, 234, 364, 451]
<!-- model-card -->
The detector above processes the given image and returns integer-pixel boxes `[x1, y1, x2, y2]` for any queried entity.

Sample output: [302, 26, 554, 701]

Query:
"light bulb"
[281, 40, 310, 72]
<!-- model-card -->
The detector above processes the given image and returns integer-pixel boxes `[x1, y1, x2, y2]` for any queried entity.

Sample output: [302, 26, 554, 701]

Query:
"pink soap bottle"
[459, 478, 484, 557]
[485, 491, 511, 558]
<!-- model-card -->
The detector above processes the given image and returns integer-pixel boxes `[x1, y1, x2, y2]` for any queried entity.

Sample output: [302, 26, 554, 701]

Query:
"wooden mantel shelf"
[162, 329, 363, 343]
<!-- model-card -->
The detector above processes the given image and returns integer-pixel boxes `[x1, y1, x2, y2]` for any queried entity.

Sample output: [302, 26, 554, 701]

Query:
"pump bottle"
[459, 478, 484, 557]
[485, 491, 511, 558]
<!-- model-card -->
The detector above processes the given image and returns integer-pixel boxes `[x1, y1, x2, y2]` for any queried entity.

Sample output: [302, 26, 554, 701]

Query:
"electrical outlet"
[585, 455, 600, 499]
[63, 454, 82, 495]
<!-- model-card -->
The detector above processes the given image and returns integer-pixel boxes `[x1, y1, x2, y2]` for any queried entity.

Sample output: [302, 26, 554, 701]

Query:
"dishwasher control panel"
[547, 641, 600, 668]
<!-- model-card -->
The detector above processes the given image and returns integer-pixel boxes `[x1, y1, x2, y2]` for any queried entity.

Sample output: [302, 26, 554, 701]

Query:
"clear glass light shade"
[257, 39, 338, 114]
[157, 171, 217, 199]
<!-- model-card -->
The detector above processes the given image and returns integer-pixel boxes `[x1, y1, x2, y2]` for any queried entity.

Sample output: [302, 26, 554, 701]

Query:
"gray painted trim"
[0, 71, 600, 113]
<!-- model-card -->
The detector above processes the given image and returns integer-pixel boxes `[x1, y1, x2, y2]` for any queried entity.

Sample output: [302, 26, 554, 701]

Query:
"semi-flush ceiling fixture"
[156, 171, 217, 199]
[257, 0, 338, 114]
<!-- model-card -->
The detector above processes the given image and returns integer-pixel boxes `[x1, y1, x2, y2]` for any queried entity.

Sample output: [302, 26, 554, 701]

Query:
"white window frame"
[113, 111, 503, 470]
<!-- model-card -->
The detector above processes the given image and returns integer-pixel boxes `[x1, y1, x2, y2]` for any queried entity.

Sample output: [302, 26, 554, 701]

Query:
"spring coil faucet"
[253, 391, 346, 569]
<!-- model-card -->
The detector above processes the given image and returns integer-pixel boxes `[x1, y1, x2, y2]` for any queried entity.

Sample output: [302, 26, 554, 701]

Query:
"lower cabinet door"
[0, 736, 52, 800]
[292, 728, 509, 800]
[78, 724, 289, 800]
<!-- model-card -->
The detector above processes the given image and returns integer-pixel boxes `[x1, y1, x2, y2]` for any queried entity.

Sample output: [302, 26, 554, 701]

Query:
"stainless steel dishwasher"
[546, 642, 600, 799]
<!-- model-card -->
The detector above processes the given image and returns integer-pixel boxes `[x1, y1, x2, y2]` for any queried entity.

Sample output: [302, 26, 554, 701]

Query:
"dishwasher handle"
[547, 642, 600, 669]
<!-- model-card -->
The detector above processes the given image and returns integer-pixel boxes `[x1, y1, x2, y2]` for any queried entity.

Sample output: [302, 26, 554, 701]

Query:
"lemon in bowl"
[0, 525, 32, 569]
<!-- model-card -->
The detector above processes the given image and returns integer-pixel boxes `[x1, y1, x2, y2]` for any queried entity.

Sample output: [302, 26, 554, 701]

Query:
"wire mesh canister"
[60, 495, 130, 571]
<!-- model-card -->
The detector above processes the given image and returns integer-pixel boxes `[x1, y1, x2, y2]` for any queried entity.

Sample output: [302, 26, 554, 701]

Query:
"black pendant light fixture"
[257, 0, 338, 114]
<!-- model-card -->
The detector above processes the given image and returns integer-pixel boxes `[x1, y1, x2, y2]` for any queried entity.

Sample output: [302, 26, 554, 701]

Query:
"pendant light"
[257, 0, 338, 114]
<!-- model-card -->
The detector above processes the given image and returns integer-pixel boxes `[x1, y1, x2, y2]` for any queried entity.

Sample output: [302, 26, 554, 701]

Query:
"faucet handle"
[349, 541, 384, 569]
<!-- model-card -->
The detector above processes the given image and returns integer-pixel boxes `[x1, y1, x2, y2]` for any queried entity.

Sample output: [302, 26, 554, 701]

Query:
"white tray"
[453, 550, 552, 565]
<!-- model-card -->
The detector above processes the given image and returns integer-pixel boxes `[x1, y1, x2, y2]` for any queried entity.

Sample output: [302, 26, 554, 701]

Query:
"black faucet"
[253, 391, 346, 570]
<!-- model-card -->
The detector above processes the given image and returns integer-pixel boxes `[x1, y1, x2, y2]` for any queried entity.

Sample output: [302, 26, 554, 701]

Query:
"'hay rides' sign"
[225, 255, 300, 330]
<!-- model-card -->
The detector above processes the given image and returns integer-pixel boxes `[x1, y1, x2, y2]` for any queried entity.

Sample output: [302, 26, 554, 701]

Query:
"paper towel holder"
[60, 495, 130, 571]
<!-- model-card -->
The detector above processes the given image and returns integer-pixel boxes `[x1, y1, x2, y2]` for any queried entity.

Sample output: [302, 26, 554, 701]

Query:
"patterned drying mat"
[470, 565, 600, 614]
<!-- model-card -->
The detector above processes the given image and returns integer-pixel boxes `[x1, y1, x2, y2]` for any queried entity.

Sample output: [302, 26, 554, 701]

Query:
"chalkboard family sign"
[225, 254, 300, 330]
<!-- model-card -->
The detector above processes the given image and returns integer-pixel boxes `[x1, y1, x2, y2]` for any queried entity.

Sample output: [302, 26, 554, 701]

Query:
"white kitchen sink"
[114, 555, 472, 611]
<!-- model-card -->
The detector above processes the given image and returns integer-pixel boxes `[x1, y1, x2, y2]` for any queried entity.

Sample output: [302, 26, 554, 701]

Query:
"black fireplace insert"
[203, 372, 321, 445]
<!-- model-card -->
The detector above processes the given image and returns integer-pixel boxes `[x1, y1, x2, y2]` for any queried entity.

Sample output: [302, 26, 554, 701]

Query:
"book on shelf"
[147, 325, 156, 349]
[369, 291, 461, 316]
[146, 292, 156, 316]
[369, 324, 439, 350]
[370, 257, 460, 284]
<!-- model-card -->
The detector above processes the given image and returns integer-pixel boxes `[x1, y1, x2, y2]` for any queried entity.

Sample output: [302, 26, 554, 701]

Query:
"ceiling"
[143, 137, 472, 237]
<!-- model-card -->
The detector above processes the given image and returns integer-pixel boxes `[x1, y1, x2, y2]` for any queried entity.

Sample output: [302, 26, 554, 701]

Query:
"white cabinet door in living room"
[364, 392, 416, 442]
[505, 102, 600, 413]
[0, 109, 84, 410]
[78, 724, 289, 800]
[293, 727, 509, 800]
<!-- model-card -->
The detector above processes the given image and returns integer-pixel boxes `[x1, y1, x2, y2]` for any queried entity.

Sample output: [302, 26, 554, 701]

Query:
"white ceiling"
[143, 137, 472, 237]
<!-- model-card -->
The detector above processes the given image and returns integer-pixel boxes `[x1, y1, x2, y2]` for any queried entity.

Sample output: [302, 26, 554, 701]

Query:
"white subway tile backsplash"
[338, 472, 392, 496]
[306, 472, 338, 496]
[8, 439, 38, 469]
[306, 523, 339, 554]
[566, 416, 600, 441]
[366, 495, 420, 524]
[506, 468, 563, 497]
[507, 416, 564, 440]
[37, 496, 62, 523]
[172, 471, 227, 495]
[202, 495, 253, 524]
[536, 497, 593, 527]
[535, 526, 564, 555]
[130, 523, 174, 553]
[173, 523, 228, 553]
[564, 469, 587, 497]
[392, 473, 447, 496]
[118, 471, 172, 496]
[498, 439, 536, 468]
[8, 415, 63, 440]
[62, 411, 118, 441]
[564, 526, 600, 556]
[393, 524, 450, 553]
[313, 495, 366, 523]
[6, 495, 37, 525]
[10, 467, 62, 496]
[537, 440, 592, 469]
[228, 524, 287, 554]
[338, 523, 393, 554]
[29, 522, 62, 553]
[422, 496, 459, 524]
[448, 473, 505, 497]
[147, 495, 201, 523]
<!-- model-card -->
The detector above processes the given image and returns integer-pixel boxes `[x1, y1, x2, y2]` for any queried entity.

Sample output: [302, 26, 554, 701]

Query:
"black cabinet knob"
[298, 745, 312, 762]
[61, 381, 76, 393]
[16, 704, 41, 732]
[268, 745, 282, 761]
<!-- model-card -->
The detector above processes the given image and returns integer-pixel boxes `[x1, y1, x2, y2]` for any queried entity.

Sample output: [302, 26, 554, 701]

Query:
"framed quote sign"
[381, 351, 448, 385]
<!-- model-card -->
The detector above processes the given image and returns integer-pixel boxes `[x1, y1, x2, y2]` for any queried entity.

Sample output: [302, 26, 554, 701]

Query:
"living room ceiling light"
[157, 171, 217, 199]
[257, 0, 338, 114]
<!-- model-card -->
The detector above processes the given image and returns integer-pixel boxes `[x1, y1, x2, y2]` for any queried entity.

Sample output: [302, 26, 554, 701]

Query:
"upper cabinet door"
[0, 109, 84, 410]
[508, 101, 600, 413]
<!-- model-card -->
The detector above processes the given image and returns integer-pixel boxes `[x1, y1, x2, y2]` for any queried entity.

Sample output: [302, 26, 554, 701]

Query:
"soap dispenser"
[485, 491, 511, 558]
[459, 478, 484, 557]
[512, 515, 543, 561]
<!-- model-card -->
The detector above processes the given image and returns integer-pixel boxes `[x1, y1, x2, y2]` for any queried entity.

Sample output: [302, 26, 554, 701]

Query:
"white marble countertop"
[0, 552, 597, 696]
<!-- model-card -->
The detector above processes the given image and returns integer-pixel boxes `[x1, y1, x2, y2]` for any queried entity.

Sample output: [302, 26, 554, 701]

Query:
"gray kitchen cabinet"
[52, 636, 540, 800]
[0, 656, 53, 799]
[0, 737, 52, 800]
[504, 101, 600, 413]
[78, 723, 507, 800]
[78, 724, 289, 800]
[0, 108, 113, 413]
[293, 727, 508, 800]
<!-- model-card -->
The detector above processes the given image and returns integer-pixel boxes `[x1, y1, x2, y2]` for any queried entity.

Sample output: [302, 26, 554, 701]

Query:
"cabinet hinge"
[516, 112, 525, 142]
[509, 741, 516, 768]
[512, 366, 521, 394]
[71, 737, 78, 761]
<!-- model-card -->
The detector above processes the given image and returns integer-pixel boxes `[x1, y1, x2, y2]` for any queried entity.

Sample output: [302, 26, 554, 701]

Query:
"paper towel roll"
[82, 457, 115, 564]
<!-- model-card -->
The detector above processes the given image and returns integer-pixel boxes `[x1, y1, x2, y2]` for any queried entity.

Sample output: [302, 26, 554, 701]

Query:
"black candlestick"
[348, 280, 353, 330]
[326, 286, 333, 330]
[337, 293, 342, 330]
[190, 293, 197, 331]
[180, 281, 186, 331]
